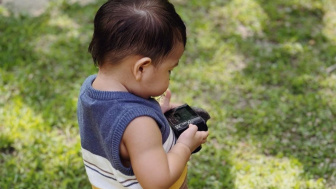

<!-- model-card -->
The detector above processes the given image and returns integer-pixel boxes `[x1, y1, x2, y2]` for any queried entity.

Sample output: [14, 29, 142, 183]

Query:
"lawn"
[1, 0, 336, 188]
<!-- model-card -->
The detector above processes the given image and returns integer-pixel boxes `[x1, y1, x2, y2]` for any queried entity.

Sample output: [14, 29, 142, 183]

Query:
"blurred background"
[1, 0, 336, 188]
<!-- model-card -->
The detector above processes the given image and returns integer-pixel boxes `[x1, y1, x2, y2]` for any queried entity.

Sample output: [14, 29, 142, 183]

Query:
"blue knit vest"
[77, 75, 174, 178]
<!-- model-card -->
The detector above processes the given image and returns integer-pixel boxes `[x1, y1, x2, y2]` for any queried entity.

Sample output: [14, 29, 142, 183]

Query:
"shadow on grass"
[2, 0, 336, 188]
[1, 2, 97, 128]
[0, 2, 100, 188]
[171, 0, 336, 187]
[228, 0, 336, 184]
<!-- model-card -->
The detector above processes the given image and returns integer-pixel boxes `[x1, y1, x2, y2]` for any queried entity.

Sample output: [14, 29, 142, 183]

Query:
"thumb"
[160, 89, 171, 112]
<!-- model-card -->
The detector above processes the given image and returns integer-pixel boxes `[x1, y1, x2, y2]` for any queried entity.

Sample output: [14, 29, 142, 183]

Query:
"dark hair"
[88, 0, 187, 66]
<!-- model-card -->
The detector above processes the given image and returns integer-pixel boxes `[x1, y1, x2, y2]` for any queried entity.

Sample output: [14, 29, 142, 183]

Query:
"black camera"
[164, 104, 209, 153]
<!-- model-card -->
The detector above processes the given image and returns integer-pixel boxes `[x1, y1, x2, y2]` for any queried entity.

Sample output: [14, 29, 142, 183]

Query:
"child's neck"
[92, 68, 129, 92]
[92, 56, 149, 98]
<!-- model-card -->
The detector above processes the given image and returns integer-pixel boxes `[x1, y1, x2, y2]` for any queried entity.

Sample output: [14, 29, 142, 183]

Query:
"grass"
[1, 0, 336, 188]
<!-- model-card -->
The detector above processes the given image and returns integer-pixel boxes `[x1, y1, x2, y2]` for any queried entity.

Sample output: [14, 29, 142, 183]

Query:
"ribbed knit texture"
[77, 75, 173, 177]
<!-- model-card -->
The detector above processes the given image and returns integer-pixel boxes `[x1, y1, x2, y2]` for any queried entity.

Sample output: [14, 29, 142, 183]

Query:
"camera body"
[164, 104, 208, 153]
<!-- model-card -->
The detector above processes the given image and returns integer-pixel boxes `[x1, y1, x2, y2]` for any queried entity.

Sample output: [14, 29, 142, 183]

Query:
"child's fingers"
[160, 89, 172, 113]
[164, 89, 171, 100]
[200, 131, 209, 143]
[178, 125, 208, 152]
[160, 89, 171, 105]
[180, 124, 198, 139]
[187, 124, 198, 133]
[188, 125, 208, 142]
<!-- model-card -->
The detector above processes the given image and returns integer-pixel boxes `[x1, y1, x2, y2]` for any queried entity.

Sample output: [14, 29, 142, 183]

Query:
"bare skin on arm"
[121, 116, 208, 189]
[78, 1, 210, 188]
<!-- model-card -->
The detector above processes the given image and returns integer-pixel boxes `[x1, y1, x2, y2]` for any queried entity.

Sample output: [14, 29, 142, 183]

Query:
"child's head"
[88, 0, 187, 67]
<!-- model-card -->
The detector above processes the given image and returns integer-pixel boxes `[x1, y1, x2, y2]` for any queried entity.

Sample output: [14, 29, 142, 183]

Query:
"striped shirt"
[77, 75, 184, 189]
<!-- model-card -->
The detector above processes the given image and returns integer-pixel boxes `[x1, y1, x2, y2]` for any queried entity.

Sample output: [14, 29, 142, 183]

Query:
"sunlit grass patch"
[322, 0, 336, 44]
[232, 142, 327, 189]
[0, 98, 89, 188]
[1, 0, 336, 188]
[211, 0, 269, 38]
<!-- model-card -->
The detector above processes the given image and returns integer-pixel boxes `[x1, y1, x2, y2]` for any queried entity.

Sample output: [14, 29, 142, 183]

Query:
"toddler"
[77, 0, 209, 188]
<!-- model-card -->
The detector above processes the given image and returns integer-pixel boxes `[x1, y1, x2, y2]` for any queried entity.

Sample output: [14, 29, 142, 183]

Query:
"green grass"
[1, 0, 336, 188]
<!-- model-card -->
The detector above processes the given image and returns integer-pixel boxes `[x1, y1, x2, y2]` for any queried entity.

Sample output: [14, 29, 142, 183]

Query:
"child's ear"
[133, 57, 152, 81]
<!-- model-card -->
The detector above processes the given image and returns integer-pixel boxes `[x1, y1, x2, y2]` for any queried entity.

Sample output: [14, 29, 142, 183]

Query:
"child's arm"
[122, 116, 208, 189]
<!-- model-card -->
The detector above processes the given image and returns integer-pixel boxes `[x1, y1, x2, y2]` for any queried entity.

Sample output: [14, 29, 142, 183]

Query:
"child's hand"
[159, 89, 181, 113]
[176, 124, 209, 153]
